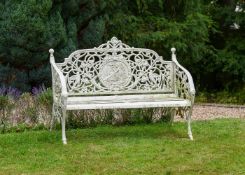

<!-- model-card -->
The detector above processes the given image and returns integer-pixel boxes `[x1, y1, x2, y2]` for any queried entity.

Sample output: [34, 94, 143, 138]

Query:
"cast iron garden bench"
[49, 37, 195, 144]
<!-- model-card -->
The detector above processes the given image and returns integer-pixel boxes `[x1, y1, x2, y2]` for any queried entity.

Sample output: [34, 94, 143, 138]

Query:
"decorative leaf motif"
[56, 37, 174, 95]
[175, 67, 192, 100]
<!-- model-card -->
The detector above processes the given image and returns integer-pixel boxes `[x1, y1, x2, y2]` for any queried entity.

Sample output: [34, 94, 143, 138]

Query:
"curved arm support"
[171, 48, 195, 104]
[49, 49, 68, 106]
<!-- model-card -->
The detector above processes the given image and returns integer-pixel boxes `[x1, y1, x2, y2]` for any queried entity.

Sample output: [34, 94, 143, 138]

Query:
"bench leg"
[186, 108, 193, 140]
[112, 109, 124, 125]
[61, 109, 67, 144]
[50, 104, 62, 131]
[170, 109, 175, 125]
[50, 104, 55, 131]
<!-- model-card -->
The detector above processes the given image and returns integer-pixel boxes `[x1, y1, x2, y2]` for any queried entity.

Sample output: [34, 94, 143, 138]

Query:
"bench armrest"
[171, 48, 195, 104]
[49, 49, 68, 106]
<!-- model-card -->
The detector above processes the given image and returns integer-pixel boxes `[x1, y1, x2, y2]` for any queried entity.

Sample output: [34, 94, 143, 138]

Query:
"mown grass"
[0, 118, 244, 175]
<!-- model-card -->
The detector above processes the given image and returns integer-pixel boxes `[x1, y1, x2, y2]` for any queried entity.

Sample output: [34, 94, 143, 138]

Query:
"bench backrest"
[56, 37, 175, 96]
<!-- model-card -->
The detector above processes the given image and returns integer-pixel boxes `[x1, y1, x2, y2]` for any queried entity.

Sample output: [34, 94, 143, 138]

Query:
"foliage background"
[0, 0, 244, 94]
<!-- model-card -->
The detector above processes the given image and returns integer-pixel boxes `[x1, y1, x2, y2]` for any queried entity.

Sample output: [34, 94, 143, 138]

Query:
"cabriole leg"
[61, 108, 67, 144]
[186, 108, 193, 140]
[50, 104, 62, 131]
[50, 104, 55, 131]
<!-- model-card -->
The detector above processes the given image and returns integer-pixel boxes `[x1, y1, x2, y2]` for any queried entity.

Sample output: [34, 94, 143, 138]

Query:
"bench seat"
[66, 95, 191, 110]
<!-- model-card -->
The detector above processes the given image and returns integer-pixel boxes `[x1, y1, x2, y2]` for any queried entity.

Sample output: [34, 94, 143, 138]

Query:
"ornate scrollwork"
[170, 47, 195, 104]
[57, 37, 174, 95]
[175, 65, 195, 105]
[51, 66, 62, 105]
[175, 67, 191, 100]
[50, 66, 63, 120]
[98, 37, 131, 49]
[174, 62, 195, 118]
[53, 103, 62, 119]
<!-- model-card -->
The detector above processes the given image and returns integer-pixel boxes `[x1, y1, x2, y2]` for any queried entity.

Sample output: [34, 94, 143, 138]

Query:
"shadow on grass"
[0, 123, 189, 145]
[66, 123, 188, 143]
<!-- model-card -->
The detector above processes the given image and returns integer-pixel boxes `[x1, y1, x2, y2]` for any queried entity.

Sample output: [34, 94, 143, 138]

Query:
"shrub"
[196, 88, 245, 104]
[0, 95, 14, 133]
[36, 87, 53, 111]
[22, 107, 38, 123]
[18, 92, 35, 124]
[34, 87, 53, 127]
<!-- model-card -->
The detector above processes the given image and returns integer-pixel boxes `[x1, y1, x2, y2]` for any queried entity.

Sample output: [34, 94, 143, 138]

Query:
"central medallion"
[99, 55, 131, 90]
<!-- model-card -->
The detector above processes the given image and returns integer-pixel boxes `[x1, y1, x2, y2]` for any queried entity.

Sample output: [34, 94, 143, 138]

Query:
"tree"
[104, 0, 215, 91]
[0, 0, 106, 91]
[103, 0, 245, 92]
[0, 0, 244, 93]
[206, 0, 245, 90]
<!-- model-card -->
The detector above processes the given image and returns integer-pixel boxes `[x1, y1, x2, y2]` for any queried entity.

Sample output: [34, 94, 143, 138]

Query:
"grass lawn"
[0, 118, 244, 175]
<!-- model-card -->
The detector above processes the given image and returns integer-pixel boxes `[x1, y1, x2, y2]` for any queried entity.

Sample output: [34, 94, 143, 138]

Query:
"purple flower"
[7, 87, 21, 99]
[31, 84, 46, 96]
[0, 86, 7, 96]
[0, 86, 21, 99]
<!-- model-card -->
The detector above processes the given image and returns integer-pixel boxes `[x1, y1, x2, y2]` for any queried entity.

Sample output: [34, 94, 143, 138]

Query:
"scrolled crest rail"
[56, 37, 174, 95]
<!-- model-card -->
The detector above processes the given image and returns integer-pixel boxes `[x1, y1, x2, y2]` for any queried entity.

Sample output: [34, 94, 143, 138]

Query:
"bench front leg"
[50, 103, 64, 131]
[61, 108, 67, 144]
[186, 107, 193, 140]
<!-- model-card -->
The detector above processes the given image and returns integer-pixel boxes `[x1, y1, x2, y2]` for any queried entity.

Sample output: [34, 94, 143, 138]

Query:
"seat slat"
[66, 95, 190, 110]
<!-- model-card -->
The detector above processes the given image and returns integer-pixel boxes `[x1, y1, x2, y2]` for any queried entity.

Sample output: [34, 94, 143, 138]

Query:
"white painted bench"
[49, 37, 195, 144]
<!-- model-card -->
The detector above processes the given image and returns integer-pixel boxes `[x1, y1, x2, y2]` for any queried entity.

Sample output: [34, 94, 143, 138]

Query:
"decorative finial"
[97, 37, 130, 49]
[49, 48, 54, 55]
[171, 48, 177, 62]
[49, 48, 55, 63]
[171, 48, 176, 55]
[111, 37, 119, 45]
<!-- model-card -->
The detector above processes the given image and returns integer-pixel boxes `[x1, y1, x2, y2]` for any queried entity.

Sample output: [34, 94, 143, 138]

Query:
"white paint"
[50, 37, 196, 144]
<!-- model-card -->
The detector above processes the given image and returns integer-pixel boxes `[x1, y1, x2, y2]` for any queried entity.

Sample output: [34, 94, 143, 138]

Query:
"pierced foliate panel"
[57, 37, 174, 95]
[51, 66, 62, 105]
[175, 66, 191, 100]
